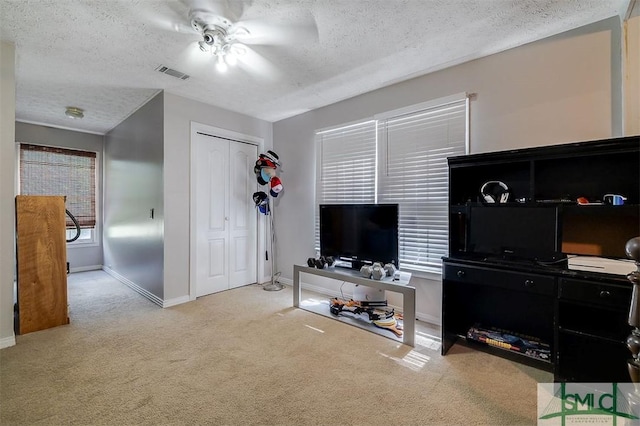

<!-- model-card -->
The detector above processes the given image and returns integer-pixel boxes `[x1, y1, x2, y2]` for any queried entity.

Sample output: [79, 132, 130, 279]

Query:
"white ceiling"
[0, 0, 630, 135]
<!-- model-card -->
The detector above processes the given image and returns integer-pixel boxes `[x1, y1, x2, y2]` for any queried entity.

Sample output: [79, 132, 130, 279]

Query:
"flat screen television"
[467, 206, 564, 262]
[320, 204, 399, 269]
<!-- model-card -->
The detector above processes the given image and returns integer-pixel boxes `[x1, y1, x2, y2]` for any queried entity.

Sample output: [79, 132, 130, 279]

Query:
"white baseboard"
[0, 335, 16, 349]
[258, 275, 290, 286]
[163, 296, 190, 308]
[102, 267, 164, 308]
[273, 276, 292, 286]
[419, 312, 441, 326]
[69, 265, 103, 274]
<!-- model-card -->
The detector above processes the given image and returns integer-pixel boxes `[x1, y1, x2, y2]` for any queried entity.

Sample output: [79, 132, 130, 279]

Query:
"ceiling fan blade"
[147, 17, 195, 35]
[141, 1, 197, 35]
[232, 18, 319, 46]
[181, 0, 251, 22]
[235, 46, 283, 82]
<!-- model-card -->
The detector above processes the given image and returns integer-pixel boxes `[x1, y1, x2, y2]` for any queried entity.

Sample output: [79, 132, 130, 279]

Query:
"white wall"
[625, 2, 640, 135]
[272, 17, 625, 325]
[104, 92, 165, 301]
[162, 92, 272, 302]
[0, 41, 16, 347]
[15, 122, 104, 272]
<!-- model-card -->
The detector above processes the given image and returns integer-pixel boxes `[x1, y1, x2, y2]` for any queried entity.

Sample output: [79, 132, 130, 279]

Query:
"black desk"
[442, 257, 633, 382]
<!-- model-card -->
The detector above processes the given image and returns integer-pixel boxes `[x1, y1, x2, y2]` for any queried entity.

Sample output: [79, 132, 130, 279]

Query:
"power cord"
[65, 209, 81, 243]
[339, 281, 347, 300]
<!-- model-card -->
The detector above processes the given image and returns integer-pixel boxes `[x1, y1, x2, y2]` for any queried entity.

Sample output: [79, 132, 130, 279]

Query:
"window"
[19, 143, 98, 244]
[315, 94, 468, 274]
[314, 120, 377, 250]
[376, 95, 468, 273]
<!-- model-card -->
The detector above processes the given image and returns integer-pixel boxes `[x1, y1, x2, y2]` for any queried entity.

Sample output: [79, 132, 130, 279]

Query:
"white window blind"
[314, 94, 468, 273]
[315, 120, 377, 251]
[377, 98, 468, 273]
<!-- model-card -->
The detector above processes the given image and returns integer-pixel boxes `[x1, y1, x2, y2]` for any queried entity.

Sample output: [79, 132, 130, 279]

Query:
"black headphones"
[480, 181, 509, 204]
[307, 256, 334, 269]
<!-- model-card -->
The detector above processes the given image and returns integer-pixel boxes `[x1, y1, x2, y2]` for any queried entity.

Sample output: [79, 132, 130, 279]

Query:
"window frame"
[16, 142, 101, 247]
[314, 93, 469, 276]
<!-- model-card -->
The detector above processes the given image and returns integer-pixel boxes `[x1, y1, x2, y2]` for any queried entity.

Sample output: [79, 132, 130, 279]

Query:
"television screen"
[467, 206, 562, 262]
[320, 204, 399, 268]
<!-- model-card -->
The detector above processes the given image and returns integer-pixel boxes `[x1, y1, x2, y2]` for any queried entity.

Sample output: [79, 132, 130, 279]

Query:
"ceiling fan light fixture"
[191, 16, 249, 73]
[65, 106, 84, 119]
[216, 56, 228, 72]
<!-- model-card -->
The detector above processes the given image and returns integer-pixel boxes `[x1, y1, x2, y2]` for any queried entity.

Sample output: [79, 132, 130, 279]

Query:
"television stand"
[293, 265, 416, 346]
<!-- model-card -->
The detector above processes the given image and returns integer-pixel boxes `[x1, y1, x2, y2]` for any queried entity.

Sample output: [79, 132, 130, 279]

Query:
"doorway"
[189, 123, 260, 298]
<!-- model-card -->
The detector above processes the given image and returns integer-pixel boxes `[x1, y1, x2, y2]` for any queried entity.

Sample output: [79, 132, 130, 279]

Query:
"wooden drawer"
[443, 263, 555, 296]
[559, 278, 631, 310]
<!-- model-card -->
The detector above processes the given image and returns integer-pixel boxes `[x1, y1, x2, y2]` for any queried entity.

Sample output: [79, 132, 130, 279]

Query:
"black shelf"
[443, 135, 639, 382]
[451, 334, 553, 372]
[454, 202, 640, 208]
[557, 327, 626, 345]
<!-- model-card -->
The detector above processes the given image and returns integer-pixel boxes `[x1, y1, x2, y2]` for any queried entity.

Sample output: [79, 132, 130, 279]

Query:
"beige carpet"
[0, 271, 551, 425]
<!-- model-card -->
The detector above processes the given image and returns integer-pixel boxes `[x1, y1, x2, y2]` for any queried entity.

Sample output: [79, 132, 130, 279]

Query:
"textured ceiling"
[0, 0, 629, 134]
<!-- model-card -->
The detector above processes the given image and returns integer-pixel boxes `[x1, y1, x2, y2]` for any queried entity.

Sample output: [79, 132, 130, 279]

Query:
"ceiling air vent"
[155, 65, 190, 80]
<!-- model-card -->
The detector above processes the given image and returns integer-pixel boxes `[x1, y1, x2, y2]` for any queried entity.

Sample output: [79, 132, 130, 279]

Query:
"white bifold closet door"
[193, 132, 258, 297]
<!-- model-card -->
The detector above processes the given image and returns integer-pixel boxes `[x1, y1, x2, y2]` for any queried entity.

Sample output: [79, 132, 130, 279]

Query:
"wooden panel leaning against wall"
[15, 195, 69, 334]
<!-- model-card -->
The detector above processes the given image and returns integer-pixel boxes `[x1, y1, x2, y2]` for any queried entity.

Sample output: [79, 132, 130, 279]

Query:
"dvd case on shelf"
[466, 324, 551, 361]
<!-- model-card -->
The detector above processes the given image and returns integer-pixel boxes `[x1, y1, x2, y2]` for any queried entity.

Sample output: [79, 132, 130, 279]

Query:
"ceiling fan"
[189, 9, 250, 72]
[155, 0, 319, 74]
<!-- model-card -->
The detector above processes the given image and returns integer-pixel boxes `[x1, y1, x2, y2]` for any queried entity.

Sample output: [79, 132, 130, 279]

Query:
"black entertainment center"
[442, 135, 639, 382]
